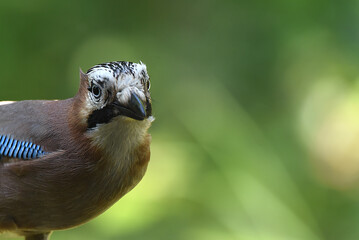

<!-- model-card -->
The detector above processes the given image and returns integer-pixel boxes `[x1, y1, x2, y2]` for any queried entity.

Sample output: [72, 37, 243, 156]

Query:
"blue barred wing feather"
[0, 135, 46, 160]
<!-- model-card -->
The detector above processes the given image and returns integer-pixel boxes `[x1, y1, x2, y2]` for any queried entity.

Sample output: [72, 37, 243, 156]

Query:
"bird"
[0, 61, 154, 240]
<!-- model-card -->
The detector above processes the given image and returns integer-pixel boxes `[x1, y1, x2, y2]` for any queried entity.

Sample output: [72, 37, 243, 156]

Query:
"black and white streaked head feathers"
[82, 61, 152, 129]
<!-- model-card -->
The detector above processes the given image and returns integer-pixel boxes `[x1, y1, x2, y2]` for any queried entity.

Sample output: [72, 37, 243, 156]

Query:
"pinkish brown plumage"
[0, 61, 154, 240]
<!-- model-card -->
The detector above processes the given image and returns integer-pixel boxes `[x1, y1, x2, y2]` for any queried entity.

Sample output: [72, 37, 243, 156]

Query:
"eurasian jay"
[0, 61, 154, 240]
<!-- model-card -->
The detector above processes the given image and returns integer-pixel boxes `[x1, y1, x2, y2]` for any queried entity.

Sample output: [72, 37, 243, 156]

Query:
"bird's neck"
[88, 116, 152, 156]
[68, 95, 154, 199]
[87, 116, 153, 183]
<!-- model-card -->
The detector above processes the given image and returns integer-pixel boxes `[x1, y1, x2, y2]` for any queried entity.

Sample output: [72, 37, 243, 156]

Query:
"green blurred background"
[2, 0, 359, 239]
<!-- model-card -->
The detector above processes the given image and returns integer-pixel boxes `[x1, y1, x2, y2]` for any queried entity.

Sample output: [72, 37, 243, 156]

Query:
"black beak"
[113, 92, 147, 120]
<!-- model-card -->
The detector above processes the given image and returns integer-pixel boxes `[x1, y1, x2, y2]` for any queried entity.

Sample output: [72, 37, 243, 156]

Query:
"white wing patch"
[0, 101, 15, 106]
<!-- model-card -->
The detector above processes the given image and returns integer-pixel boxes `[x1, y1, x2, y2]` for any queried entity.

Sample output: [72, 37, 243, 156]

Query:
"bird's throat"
[87, 116, 153, 173]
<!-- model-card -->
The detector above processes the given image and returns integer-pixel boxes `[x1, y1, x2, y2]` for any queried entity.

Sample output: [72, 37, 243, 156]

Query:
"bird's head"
[75, 61, 152, 129]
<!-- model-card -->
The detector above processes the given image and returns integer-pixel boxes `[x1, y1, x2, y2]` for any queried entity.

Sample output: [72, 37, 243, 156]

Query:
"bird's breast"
[0, 117, 153, 232]
[82, 117, 153, 215]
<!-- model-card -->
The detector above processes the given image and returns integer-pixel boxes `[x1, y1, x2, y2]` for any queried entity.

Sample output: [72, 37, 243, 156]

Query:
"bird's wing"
[0, 100, 72, 162]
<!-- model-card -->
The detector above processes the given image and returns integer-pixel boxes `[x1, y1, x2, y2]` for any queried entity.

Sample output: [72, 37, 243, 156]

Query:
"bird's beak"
[113, 92, 147, 120]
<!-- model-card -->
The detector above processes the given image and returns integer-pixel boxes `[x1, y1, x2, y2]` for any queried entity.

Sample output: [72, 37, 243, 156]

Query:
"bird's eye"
[91, 85, 102, 99]
[146, 81, 151, 90]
